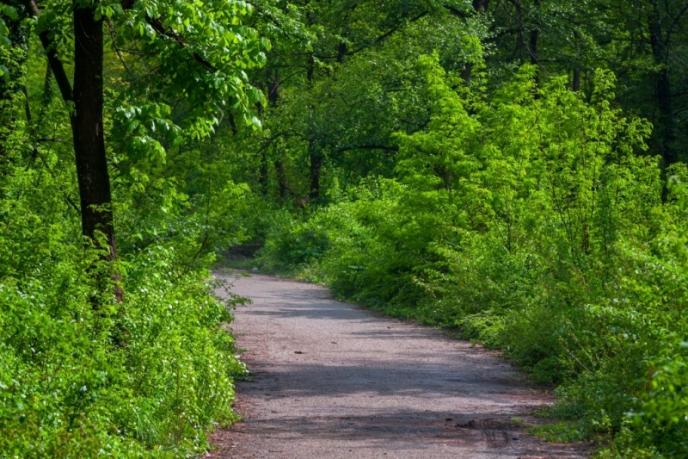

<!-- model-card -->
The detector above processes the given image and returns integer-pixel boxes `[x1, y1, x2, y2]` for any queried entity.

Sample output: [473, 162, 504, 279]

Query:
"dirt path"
[209, 272, 588, 458]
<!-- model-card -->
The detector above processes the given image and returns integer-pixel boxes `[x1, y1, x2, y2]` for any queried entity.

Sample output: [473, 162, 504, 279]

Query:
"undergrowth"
[256, 58, 688, 457]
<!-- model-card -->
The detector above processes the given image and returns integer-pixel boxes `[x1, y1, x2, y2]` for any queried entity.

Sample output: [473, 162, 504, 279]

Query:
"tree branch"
[443, 4, 472, 19]
[145, 16, 216, 71]
[314, 11, 429, 60]
[23, 0, 73, 103]
[120, 0, 216, 71]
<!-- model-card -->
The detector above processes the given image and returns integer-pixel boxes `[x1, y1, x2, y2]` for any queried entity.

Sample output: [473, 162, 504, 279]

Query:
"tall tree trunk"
[306, 51, 322, 202]
[571, 29, 582, 91]
[266, 69, 289, 200]
[73, 5, 111, 249]
[337, 42, 347, 63]
[29, 0, 121, 300]
[649, 6, 676, 167]
[529, 28, 538, 65]
[73, 5, 121, 299]
[529, 0, 540, 66]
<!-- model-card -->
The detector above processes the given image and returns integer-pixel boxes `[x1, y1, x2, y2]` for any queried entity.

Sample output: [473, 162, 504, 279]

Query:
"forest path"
[208, 272, 588, 458]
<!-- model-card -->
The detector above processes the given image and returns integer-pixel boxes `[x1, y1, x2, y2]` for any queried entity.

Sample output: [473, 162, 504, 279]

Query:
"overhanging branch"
[144, 16, 217, 71]
[24, 0, 73, 103]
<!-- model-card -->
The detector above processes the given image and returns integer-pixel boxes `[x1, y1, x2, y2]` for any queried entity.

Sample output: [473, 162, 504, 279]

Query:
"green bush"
[0, 137, 245, 458]
[259, 56, 688, 455]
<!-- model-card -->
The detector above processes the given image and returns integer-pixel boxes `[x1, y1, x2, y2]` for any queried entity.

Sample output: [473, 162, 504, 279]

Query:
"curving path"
[209, 272, 588, 458]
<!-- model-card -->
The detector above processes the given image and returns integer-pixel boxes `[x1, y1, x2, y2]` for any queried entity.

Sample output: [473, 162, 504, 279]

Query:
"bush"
[258, 57, 688, 455]
[0, 143, 245, 457]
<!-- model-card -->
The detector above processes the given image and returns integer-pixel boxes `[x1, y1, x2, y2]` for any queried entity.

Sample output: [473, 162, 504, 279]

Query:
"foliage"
[257, 54, 688, 456]
[0, 140, 248, 456]
[0, 0, 263, 456]
[4, 0, 688, 456]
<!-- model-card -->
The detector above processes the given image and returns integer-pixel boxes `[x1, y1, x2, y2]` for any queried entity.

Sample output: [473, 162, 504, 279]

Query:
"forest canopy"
[1, 0, 688, 457]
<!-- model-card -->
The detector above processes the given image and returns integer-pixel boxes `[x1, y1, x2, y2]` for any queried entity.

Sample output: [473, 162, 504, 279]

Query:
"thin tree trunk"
[337, 42, 347, 63]
[529, 0, 540, 66]
[258, 148, 269, 195]
[648, 2, 677, 202]
[275, 154, 288, 200]
[649, 8, 676, 167]
[266, 69, 289, 201]
[529, 28, 538, 65]
[306, 50, 322, 202]
[308, 139, 322, 202]
[572, 68, 581, 91]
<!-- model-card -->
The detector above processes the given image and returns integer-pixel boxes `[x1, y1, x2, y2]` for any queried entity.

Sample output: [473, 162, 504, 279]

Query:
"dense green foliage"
[0, 103, 251, 456]
[1, 0, 264, 456]
[241, 1, 688, 456]
[258, 58, 688, 455]
[3, 0, 688, 457]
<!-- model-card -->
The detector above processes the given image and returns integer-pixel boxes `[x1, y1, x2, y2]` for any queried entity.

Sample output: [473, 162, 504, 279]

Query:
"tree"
[241, 0, 484, 203]
[19, 0, 266, 299]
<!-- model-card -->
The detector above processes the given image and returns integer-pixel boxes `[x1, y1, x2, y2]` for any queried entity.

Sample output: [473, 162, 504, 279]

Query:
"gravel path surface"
[209, 272, 588, 458]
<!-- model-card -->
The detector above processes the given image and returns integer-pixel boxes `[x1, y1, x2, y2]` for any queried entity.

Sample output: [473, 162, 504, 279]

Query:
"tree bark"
[73, 5, 121, 299]
[73, 5, 111, 247]
[265, 70, 289, 201]
[529, 27, 538, 65]
[26, 0, 120, 300]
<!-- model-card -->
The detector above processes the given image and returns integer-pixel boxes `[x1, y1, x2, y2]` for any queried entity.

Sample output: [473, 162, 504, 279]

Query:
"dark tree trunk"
[73, 5, 121, 299]
[308, 139, 322, 202]
[529, 0, 540, 66]
[529, 28, 538, 65]
[337, 42, 348, 63]
[268, 72, 280, 106]
[275, 155, 288, 200]
[473, 0, 488, 12]
[266, 69, 289, 201]
[572, 67, 581, 91]
[257, 75, 270, 197]
[29, 0, 121, 300]
[306, 50, 322, 202]
[306, 54, 315, 82]
[649, 9, 676, 167]
[258, 148, 269, 195]
[73, 6, 111, 248]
